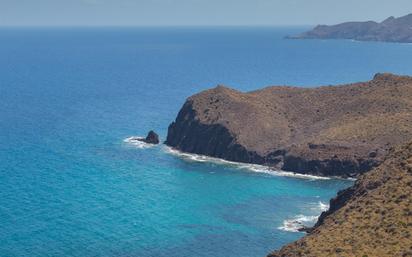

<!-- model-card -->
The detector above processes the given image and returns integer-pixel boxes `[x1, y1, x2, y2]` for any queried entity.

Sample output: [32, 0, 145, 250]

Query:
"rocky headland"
[288, 13, 412, 43]
[267, 140, 412, 257]
[165, 73, 412, 177]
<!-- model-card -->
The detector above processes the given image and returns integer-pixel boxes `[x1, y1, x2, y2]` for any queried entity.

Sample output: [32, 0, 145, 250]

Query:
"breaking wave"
[278, 201, 330, 233]
[317, 201, 329, 212]
[163, 146, 330, 180]
[278, 215, 318, 232]
[123, 136, 157, 149]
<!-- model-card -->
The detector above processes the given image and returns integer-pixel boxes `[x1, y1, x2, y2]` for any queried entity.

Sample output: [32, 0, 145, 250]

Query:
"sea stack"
[165, 73, 412, 177]
[138, 130, 160, 144]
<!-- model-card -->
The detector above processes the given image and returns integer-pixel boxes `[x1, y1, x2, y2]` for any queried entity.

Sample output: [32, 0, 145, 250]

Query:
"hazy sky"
[1, 0, 412, 26]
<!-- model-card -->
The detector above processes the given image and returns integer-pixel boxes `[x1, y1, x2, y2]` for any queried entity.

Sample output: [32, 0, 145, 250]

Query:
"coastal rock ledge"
[165, 73, 412, 177]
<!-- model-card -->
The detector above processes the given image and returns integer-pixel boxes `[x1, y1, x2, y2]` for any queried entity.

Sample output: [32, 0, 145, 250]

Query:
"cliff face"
[289, 14, 412, 43]
[166, 73, 412, 177]
[165, 100, 267, 165]
[268, 141, 412, 257]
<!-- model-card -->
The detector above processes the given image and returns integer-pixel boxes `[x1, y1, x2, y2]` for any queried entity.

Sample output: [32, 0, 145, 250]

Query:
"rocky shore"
[267, 140, 412, 257]
[288, 13, 412, 43]
[165, 73, 412, 177]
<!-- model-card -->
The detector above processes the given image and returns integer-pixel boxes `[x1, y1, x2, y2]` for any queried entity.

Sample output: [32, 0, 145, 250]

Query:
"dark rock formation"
[268, 141, 412, 257]
[166, 73, 412, 177]
[297, 226, 314, 233]
[288, 13, 412, 43]
[138, 130, 159, 144]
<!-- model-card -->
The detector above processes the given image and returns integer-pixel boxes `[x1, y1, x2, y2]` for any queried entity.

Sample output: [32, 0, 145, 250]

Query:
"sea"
[1, 27, 412, 257]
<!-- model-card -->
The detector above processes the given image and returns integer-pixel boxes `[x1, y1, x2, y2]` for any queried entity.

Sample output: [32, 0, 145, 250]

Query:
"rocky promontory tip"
[288, 13, 412, 43]
[166, 73, 412, 177]
[138, 130, 159, 144]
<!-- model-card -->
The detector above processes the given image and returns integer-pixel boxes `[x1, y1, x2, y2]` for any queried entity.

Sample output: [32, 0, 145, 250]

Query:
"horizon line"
[0, 24, 313, 29]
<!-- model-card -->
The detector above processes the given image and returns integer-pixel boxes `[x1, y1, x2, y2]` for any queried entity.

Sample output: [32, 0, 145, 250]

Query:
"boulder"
[138, 130, 159, 144]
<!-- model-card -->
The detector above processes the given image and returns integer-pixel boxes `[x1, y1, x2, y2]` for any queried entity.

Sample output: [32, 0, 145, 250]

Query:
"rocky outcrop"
[267, 141, 412, 257]
[138, 130, 159, 144]
[165, 100, 267, 164]
[166, 73, 412, 177]
[288, 13, 412, 43]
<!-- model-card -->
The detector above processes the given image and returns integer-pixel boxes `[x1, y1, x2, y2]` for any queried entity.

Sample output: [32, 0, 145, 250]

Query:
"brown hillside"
[166, 73, 412, 177]
[268, 141, 412, 257]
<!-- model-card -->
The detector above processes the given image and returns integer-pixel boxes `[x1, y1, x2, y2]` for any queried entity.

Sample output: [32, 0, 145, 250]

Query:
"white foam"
[163, 146, 330, 180]
[309, 201, 330, 212]
[279, 201, 330, 233]
[318, 201, 329, 212]
[123, 136, 156, 149]
[278, 215, 318, 232]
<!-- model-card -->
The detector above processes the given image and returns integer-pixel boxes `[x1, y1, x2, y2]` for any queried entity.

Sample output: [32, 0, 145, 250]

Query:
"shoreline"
[123, 135, 355, 181]
[162, 145, 354, 181]
[122, 136, 334, 181]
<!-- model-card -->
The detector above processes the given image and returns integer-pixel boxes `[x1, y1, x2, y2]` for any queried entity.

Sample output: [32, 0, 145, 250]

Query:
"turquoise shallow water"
[1, 27, 412, 257]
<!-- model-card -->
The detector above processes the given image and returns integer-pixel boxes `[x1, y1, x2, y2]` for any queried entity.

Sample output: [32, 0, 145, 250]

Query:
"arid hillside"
[166, 73, 412, 177]
[268, 141, 412, 257]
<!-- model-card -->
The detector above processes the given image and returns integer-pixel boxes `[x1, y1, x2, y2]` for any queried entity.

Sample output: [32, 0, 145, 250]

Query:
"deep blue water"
[1, 27, 412, 257]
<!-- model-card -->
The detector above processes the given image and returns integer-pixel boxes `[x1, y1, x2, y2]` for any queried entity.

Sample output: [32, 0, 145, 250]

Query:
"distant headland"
[288, 14, 412, 43]
[165, 73, 412, 177]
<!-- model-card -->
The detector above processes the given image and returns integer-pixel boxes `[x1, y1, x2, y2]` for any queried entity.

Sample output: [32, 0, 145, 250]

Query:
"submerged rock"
[138, 130, 159, 144]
